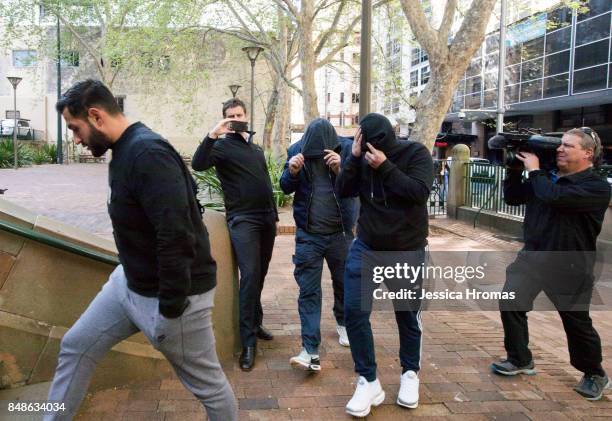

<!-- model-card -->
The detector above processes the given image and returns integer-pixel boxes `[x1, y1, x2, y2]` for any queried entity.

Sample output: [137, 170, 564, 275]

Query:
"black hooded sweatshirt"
[336, 113, 433, 251]
[300, 118, 343, 234]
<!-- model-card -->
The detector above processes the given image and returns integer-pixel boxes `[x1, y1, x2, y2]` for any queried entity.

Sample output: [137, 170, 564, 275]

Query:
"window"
[486, 34, 499, 54]
[411, 47, 420, 66]
[12, 50, 37, 67]
[485, 53, 498, 72]
[421, 49, 428, 63]
[420, 66, 430, 85]
[520, 79, 542, 101]
[61, 51, 79, 67]
[484, 72, 498, 91]
[351, 93, 359, 103]
[505, 64, 521, 84]
[506, 45, 521, 66]
[575, 13, 611, 46]
[521, 58, 543, 81]
[392, 98, 400, 114]
[574, 40, 609, 70]
[326, 93, 330, 103]
[466, 58, 482, 78]
[115, 96, 125, 112]
[573, 64, 608, 93]
[546, 6, 572, 30]
[545, 50, 569, 76]
[340, 92, 344, 103]
[545, 27, 571, 54]
[543, 73, 569, 98]
[521, 36, 544, 61]
[483, 90, 497, 108]
[465, 92, 481, 109]
[505, 84, 520, 104]
[577, 0, 611, 21]
[410, 70, 419, 87]
[466, 76, 482, 94]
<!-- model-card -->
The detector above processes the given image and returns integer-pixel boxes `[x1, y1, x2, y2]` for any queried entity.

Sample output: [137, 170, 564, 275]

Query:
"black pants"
[228, 211, 277, 347]
[500, 255, 604, 376]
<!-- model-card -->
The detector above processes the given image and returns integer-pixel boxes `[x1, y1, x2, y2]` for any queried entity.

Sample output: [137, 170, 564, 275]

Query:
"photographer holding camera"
[491, 128, 611, 400]
[192, 98, 278, 371]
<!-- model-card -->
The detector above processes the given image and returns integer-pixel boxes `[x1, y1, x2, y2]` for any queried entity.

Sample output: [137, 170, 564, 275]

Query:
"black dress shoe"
[239, 346, 256, 371]
[256, 325, 274, 341]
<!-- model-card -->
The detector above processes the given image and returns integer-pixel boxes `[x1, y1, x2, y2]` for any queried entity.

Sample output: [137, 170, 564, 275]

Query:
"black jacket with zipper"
[191, 132, 278, 219]
[108, 122, 216, 318]
[336, 113, 433, 251]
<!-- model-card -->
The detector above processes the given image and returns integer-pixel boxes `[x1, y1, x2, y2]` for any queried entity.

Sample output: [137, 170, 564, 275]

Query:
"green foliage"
[29, 143, 57, 165]
[266, 151, 292, 208]
[191, 149, 293, 211]
[0, 140, 33, 168]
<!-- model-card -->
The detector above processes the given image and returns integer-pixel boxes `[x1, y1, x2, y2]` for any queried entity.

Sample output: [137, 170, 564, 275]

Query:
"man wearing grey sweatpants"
[44, 79, 237, 421]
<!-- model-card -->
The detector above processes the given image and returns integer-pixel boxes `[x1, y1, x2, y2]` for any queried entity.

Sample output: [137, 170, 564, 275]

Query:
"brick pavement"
[76, 233, 611, 420]
[2, 164, 610, 419]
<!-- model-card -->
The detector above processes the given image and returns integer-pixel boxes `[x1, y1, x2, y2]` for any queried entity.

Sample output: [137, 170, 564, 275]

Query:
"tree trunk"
[411, 63, 460, 151]
[274, 80, 291, 158]
[297, 1, 319, 125]
[262, 76, 281, 150]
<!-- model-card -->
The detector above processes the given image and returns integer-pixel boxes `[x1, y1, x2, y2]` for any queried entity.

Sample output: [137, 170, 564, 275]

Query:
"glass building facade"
[450, 0, 612, 113]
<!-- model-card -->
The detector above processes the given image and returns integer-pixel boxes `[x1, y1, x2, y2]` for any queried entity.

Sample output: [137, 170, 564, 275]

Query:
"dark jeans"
[344, 237, 425, 382]
[500, 255, 604, 376]
[228, 211, 276, 347]
[293, 228, 352, 354]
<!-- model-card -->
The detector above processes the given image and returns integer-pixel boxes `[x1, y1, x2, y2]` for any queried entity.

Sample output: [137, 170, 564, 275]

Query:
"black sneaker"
[574, 374, 611, 401]
[490, 359, 536, 376]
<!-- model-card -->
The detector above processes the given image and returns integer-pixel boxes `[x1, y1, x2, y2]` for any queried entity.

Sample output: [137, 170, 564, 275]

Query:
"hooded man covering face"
[336, 113, 434, 417]
[280, 118, 357, 372]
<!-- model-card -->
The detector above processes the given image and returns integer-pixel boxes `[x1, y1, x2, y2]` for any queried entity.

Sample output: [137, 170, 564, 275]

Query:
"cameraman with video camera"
[491, 128, 611, 401]
[192, 98, 278, 371]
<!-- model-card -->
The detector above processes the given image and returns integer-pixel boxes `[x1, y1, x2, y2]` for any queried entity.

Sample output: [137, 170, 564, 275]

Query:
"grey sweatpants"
[44, 265, 237, 421]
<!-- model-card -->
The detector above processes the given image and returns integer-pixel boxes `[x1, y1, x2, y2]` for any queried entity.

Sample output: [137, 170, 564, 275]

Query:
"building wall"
[0, 28, 273, 155]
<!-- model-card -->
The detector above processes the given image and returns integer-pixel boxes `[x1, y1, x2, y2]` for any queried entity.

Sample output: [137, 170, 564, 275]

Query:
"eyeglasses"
[576, 127, 594, 140]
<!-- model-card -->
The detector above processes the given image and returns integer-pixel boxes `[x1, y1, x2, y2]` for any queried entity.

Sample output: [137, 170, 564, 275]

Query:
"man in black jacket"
[192, 98, 277, 370]
[336, 113, 433, 417]
[491, 128, 611, 401]
[280, 118, 357, 371]
[44, 80, 237, 421]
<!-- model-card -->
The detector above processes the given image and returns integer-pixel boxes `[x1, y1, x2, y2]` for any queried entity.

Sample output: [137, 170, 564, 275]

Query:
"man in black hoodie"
[280, 118, 357, 371]
[336, 113, 433, 417]
[192, 98, 277, 371]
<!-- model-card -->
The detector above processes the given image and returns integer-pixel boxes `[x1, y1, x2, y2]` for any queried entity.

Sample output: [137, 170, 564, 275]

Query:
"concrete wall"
[0, 198, 238, 391]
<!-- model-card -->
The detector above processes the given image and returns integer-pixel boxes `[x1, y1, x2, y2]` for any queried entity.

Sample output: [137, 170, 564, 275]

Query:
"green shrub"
[191, 149, 293, 210]
[43, 144, 57, 163]
[32, 147, 52, 164]
[0, 139, 34, 168]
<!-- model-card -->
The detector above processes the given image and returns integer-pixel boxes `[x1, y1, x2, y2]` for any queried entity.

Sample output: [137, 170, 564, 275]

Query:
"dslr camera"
[488, 129, 562, 171]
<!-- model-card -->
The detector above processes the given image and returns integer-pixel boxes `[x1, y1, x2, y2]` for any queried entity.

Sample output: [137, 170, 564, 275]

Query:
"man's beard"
[85, 123, 113, 157]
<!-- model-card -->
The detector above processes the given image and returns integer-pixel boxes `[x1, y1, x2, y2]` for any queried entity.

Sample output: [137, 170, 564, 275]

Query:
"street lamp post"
[228, 84, 241, 98]
[7, 77, 22, 170]
[57, 12, 63, 164]
[242, 45, 264, 137]
[496, 0, 507, 134]
[359, 0, 372, 119]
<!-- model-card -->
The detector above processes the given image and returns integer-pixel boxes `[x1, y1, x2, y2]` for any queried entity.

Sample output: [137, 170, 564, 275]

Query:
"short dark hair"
[222, 98, 247, 118]
[55, 79, 122, 119]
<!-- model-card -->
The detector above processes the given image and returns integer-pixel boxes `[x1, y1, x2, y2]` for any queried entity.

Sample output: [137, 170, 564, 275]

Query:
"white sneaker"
[289, 348, 321, 371]
[397, 370, 419, 409]
[345, 376, 385, 417]
[337, 325, 350, 347]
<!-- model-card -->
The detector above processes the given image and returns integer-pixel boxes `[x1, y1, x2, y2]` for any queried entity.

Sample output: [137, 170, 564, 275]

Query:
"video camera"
[488, 129, 562, 171]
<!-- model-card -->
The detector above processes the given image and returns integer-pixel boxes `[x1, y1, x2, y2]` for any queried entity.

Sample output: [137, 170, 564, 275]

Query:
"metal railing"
[0, 219, 119, 266]
[465, 162, 526, 218]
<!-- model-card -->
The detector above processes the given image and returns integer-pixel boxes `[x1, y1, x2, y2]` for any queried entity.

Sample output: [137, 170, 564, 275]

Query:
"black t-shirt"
[307, 159, 342, 234]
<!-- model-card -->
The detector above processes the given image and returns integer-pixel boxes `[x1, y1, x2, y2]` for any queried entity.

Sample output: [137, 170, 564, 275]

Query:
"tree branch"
[315, 14, 360, 68]
[398, 0, 439, 61]
[438, 0, 457, 44]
